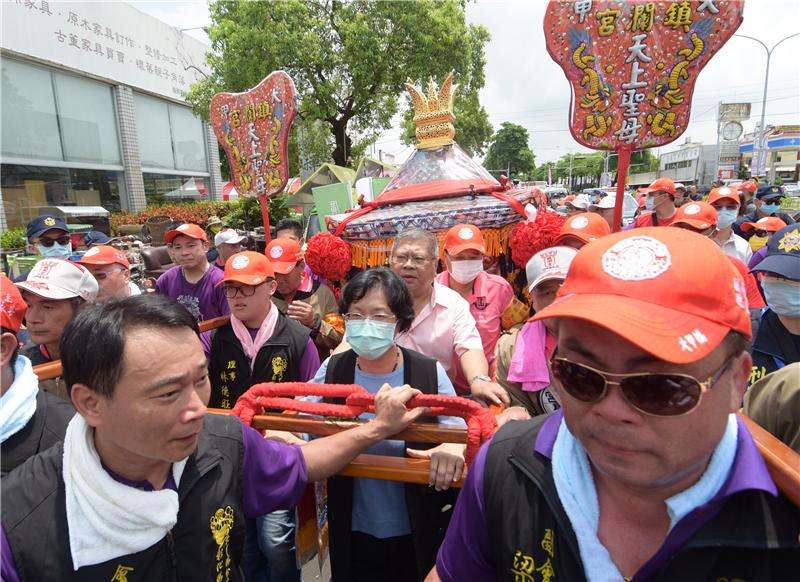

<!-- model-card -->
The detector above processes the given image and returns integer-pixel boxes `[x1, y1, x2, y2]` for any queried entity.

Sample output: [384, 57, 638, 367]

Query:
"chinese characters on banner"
[210, 71, 297, 202]
[544, 0, 744, 150]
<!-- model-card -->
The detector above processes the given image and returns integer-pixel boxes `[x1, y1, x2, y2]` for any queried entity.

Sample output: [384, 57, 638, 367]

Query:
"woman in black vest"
[311, 268, 466, 582]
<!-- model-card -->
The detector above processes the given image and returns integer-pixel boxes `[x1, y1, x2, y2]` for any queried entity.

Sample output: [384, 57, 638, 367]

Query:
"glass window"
[134, 93, 175, 169]
[54, 73, 121, 165]
[169, 104, 208, 172]
[0, 164, 126, 229]
[143, 172, 208, 205]
[1, 59, 63, 160]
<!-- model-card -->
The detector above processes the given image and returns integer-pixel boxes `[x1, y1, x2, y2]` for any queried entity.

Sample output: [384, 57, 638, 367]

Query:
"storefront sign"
[210, 71, 297, 198]
[1, 0, 209, 100]
[544, 0, 744, 150]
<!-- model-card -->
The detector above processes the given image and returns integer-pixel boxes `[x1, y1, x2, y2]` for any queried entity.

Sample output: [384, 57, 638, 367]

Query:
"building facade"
[739, 126, 800, 183]
[1, 1, 223, 231]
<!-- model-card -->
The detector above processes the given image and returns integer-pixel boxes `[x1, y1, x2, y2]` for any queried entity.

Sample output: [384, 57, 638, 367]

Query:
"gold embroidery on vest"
[271, 356, 288, 381]
[511, 550, 535, 582]
[110, 565, 134, 582]
[210, 505, 234, 582]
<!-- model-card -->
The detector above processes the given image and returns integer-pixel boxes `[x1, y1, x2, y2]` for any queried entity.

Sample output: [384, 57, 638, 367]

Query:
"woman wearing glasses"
[206, 250, 321, 582]
[310, 267, 466, 582]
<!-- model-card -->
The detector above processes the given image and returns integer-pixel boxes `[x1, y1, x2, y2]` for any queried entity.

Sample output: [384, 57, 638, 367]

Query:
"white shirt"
[719, 231, 752, 264]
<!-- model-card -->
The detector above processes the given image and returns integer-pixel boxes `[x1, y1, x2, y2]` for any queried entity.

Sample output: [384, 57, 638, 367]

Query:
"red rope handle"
[230, 382, 497, 464]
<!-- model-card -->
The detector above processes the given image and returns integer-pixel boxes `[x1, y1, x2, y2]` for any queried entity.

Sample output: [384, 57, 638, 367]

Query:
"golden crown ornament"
[404, 71, 458, 150]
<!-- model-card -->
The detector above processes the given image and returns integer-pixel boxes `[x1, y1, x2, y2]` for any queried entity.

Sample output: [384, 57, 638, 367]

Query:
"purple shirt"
[1, 421, 307, 581]
[435, 411, 778, 582]
[155, 265, 230, 322]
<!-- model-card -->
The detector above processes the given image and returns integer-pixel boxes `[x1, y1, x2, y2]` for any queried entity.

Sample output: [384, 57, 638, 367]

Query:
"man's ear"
[729, 351, 752, 412]
[265, 279, 278, 297]
[0, 332, 18, 369]
[26, 242, 38, 255]
[70, 384, 106, 428]
[121, 269, 131, 283]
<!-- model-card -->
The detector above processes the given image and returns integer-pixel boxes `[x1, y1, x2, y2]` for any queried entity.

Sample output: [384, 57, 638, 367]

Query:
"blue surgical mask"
[37, 241, 72, 259]
[346, 319, 396, 361]
[645, 195, 656, 211]
[761, 202, 781, 215]
[762, 278, 800, 317]
[716, 209, 738, 229]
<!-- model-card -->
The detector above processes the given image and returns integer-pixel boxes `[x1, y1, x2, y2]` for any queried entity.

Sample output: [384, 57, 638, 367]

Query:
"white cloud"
[132, 0, 800, 165]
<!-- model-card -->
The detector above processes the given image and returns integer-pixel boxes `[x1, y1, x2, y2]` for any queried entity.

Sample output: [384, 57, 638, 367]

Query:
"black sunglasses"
[37, 235, 71, 247]
[550, 353, 733, 417]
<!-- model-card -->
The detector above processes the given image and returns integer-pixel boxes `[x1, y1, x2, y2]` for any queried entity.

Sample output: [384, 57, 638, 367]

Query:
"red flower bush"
[305, 232, 352, 281]
[509, 209, 566, 268]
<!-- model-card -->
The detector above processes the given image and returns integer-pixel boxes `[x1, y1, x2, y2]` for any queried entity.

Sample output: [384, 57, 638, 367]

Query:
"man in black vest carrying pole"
[432, 228, 799, 582]
[1, 294, 428, 581]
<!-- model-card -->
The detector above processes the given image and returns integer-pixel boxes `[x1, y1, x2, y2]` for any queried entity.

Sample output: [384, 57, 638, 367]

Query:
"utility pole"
[734, 32, 800, 182]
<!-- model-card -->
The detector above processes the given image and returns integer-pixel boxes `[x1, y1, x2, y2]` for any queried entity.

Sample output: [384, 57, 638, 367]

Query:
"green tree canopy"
[482, 122, 536, 180]
[186, 0, 492, 167]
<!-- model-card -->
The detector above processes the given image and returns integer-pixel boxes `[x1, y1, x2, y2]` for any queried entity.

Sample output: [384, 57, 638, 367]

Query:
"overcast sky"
[132, 0, 800, 164]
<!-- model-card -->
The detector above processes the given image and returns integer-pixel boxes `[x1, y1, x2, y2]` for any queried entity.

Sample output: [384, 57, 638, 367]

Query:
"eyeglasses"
[550, 354, 733, 417]
[342, 312, 397, 324]
[37, 235, 71, 247]
[223, 283, 262, 298]
[91, 268, 125, 281]
[390, 254, 432, 267]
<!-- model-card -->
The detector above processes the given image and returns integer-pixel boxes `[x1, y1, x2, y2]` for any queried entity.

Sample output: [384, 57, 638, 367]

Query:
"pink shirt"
[395, 281, 483, 393]
[436, 270, 514, 376]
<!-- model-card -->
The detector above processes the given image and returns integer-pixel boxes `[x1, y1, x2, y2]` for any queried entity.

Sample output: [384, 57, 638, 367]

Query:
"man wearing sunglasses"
[735, 184, 795, 239]
[206, 251, 320, 582]
[433, 228, 798, 582]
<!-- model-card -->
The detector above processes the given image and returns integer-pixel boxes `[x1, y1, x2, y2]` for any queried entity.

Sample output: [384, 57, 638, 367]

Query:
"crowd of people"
[1, 176, 799, 581]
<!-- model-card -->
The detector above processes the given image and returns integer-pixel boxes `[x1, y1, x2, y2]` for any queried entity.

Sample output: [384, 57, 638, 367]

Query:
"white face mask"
[449, 259, 484, 284]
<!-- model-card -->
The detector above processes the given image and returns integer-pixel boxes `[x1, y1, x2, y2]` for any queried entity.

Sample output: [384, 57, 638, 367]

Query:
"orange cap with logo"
[737, 180, 757, 194]
[741, 216, 787, 233]
[707, 186, 740, 206]
[165, 223, 208, 244]
[672, 201, 717, 230]
[532, 227, 752, 364]
[265, 237, 304, 274]
[79, 245, 130, 269]
[554, 212, 611, 246]
[641, 177, 676, 197]
[216, 251, 274, 287]
[1, 274, 27, 333]
[444, 224, 485, 256]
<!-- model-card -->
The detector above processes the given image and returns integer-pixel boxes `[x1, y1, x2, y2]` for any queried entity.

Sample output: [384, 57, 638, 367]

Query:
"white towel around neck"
[63, 414, 188, 570]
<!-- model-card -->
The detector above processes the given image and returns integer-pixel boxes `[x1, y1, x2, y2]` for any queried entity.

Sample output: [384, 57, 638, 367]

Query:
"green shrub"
[0, 228, 26, 250]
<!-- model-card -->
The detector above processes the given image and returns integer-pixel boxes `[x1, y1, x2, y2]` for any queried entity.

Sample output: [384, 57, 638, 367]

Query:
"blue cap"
[756, 184, 784, 201]
[751, 224, 800, 280]
[27, 215, 69, 240]
[84, 231, 114, 246]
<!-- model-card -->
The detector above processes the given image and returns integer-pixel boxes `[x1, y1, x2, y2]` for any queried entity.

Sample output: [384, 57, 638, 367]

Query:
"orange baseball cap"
[1, 274, 27, 333]
[554, 212, 611, 246]
[443, 224, 485, 256]
[707, 186, 740, 206]
[737, 180, 757, 194]
[79, 245, 130, 269]
[671, 202, 717, 230]
[265, 237, 304, 274]
[641, 177, 676, 197]
[532, 227, 752, 363]
[165, 223, 208, 244]
[740, 216, 787, 233]
[216, 251, 274, 287]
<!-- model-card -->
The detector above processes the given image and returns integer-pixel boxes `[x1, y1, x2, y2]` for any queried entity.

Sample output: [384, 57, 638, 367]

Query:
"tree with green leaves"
[482, 123, 536, 180]
[186, 0, 492, 167]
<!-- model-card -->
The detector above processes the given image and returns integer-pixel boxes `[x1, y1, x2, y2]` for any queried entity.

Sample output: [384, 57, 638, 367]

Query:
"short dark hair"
[339, 268, 415, 333]
[1, 327, 19, 370]
[61, 294, 199, 399]
[275, 218, 303, 240]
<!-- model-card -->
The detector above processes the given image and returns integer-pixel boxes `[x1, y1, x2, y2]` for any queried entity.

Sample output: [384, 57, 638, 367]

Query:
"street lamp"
[734, 32, 800, 181]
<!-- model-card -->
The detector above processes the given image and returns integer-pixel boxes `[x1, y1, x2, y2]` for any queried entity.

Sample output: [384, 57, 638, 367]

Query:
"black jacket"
[484, 417, 800, 581]
[208, 313, 310, 409]
[2, 414, 247, 581]
[749, 309, 800, 386]
[1, 389, 75, 477]
[324, 348, 458, 582]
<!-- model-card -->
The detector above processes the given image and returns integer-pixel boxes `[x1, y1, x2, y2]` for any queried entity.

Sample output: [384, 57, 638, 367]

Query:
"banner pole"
[612, 147, 632, 233]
